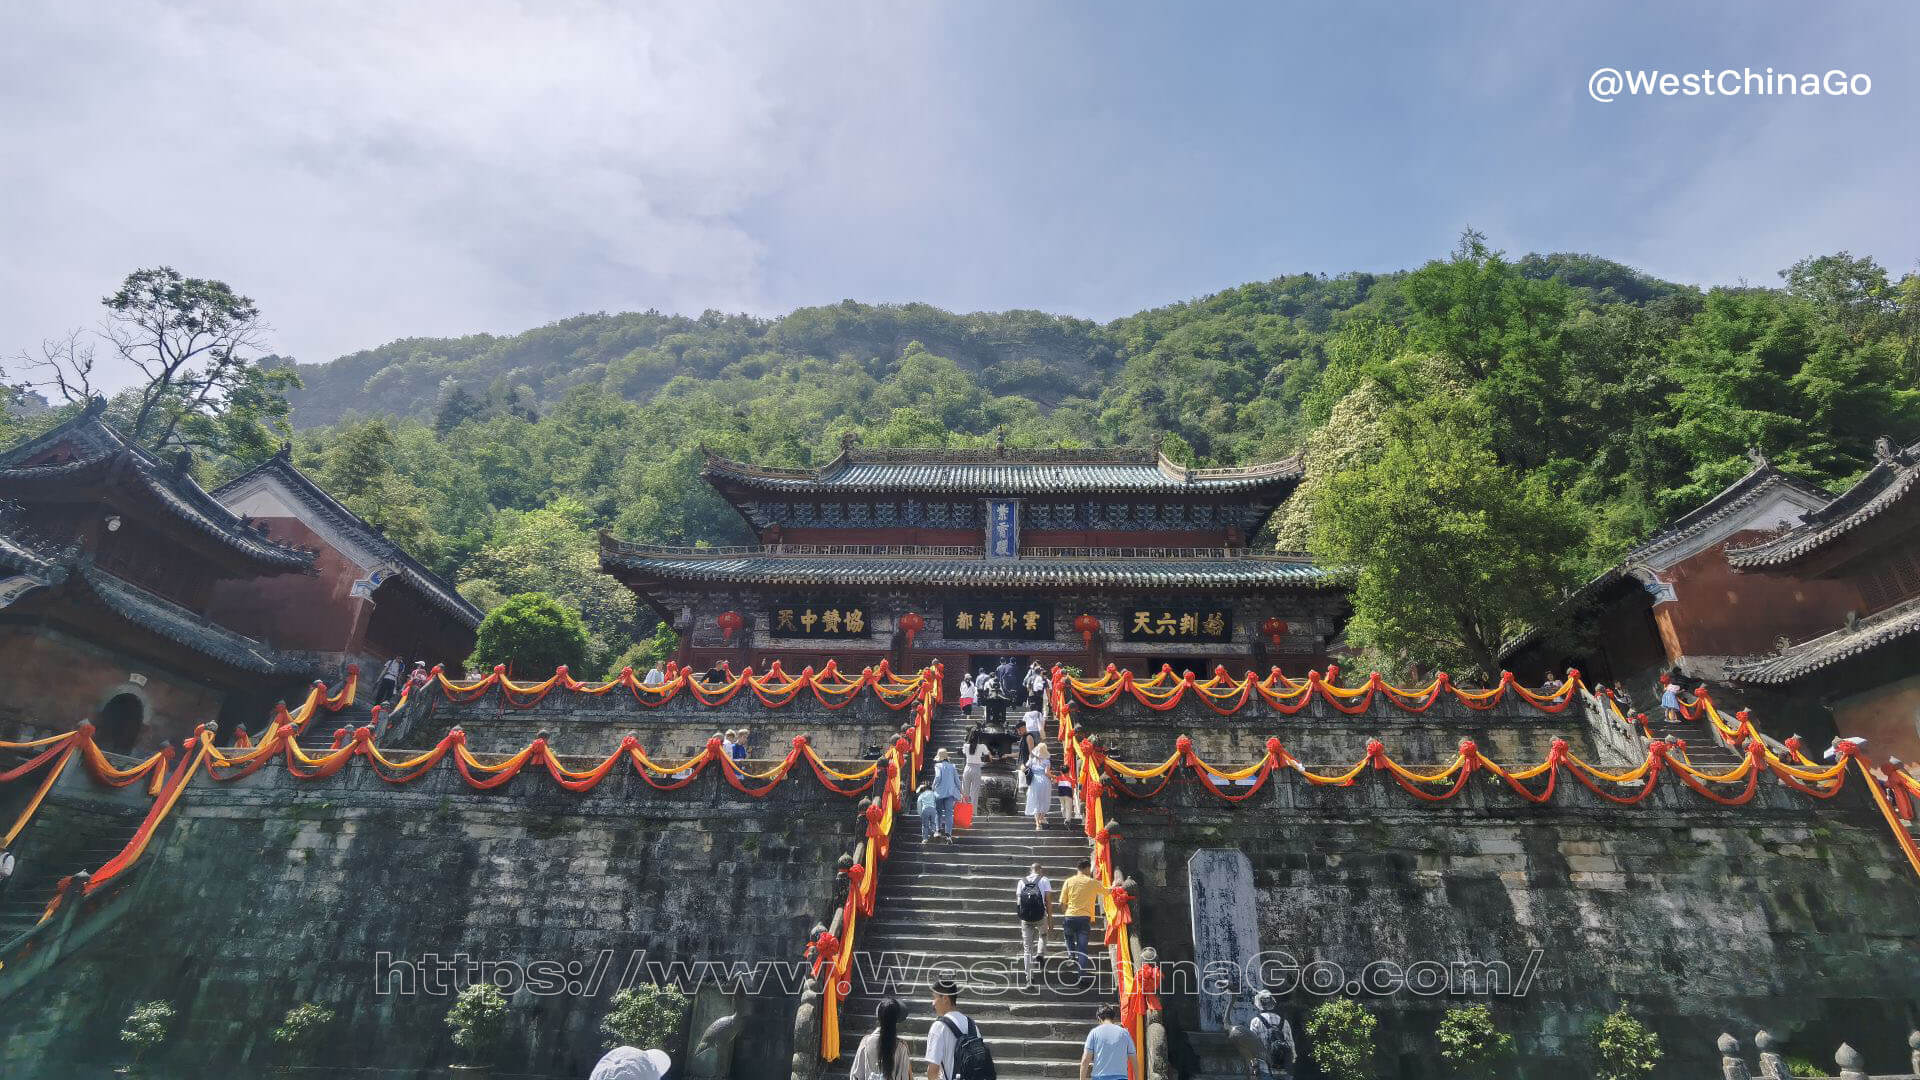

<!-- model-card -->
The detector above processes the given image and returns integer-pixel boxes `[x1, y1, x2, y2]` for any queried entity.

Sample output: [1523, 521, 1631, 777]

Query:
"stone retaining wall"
[1113, 774, 1920, 1079]
[0, 760, 865, 1079]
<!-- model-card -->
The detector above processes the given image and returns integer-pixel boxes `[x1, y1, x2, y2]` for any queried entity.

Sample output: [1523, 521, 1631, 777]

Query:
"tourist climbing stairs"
[835, 704, 1111, 1079]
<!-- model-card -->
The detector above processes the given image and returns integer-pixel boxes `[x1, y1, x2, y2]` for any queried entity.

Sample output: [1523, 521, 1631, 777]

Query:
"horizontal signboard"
[768, 598, 874, 638]
[1121, 606, 1232, 644]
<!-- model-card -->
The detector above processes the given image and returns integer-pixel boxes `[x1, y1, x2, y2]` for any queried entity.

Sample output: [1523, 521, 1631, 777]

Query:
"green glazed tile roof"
[602, 548, 1330, 589]
[702, 446, 1302, 495]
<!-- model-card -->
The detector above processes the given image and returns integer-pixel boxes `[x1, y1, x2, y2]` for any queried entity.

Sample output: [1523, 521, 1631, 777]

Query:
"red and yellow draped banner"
[396, 658, 934, 716]
[0, 723, 210, 928]
[813, 665, 935, 1062]
[1050, 677, 1147, 1077]
[1061, 664, 1583, 717]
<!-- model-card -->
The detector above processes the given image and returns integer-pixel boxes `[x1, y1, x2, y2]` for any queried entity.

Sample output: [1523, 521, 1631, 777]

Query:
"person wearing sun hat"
[589, 1045, 670, 1080]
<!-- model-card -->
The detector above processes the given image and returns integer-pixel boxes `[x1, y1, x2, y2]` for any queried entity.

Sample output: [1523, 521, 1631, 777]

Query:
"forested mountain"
[13, 242, 1916, 678]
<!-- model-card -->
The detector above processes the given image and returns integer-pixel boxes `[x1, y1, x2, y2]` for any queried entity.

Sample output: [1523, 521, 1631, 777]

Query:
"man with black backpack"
[1014, 862, 1053, 985]
[924, 973, 996, 1080]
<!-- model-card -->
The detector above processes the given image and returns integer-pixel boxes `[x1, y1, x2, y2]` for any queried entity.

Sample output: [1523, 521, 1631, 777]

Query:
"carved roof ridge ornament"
[1727, 436, 1920, 569]
[1728, 591, 1920, 684]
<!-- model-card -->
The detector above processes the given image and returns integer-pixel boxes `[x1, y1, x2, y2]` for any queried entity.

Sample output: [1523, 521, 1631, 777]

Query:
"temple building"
[1505, 441, 1920, 756]
[210, 447, 481, 674]
[1722, 437, 1920, 759]
[0, 405, 322, 752]
[1502, 452, 1850, 691]
[0, 405, 475, 753]
[599, 441, 1340, 687]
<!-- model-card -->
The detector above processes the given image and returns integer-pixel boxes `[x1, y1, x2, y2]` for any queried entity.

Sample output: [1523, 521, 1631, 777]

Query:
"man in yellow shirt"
[1056, 859, 1107, 979]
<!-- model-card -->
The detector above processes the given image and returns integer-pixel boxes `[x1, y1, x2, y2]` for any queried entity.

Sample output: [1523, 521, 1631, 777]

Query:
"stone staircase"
[0, 798, 147, 942]
[1646, 707, 1745, 770]
[291, 696, 379, 752]
[835, 705, 1109, 1079]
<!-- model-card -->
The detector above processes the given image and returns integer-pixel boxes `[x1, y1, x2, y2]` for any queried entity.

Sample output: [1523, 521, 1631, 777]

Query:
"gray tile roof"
[1727, 594, 1920, 684]
[1626, 464, 1832, 565]
[0, 504, 68, 584]
[601, 545, 1330, 589]
[0, 408, 315, 573]
[702, 446, 1303, 495]
[68, 562, 326, 678]
[1726, 439, 1920, 570]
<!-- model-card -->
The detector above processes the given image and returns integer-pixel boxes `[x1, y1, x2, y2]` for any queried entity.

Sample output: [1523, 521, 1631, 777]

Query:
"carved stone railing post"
[1754, 1030, 1788, 1080]
[1834, 1043, 1867, 1080]
[1122, 917, 1170, 1080]
[1910, 1030, 1920, 1075]
[787, 976, 823, 1080]
[1718, 1034, 1752, 1080]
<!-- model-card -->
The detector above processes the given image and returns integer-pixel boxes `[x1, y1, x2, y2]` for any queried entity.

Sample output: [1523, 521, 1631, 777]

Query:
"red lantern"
[1073, 613, 1101, 648]
[1261, 617, 1288, 646]
[898, 612, 924, 647]
[716, 610, 744, 643]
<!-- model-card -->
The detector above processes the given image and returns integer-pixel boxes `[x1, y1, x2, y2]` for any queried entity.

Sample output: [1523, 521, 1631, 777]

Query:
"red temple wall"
[0, 627, 222, 753]
[205, 517, 369, 655]
[1830, 676, 1920, 763]
[1656, 540, 1861, 660]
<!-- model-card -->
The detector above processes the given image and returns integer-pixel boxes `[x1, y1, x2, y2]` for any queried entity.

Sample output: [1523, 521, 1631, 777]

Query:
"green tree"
[271, 1002, 337, 1065]
[459, 496, 637, 667]
[603, 622, 679, 680]
[1649, 289, 1920, 513]
[1592, 1007, 1660, 1080]
[469, 592, 592, 677]
[434, 385, 488, 434]
[314, 419, 444, 562]
[446, 984, 509, 1066]
[9, 268, 297, 468]
[1309, 395, 1588, 682]
[1437, 1004, 1514, 1078]
[1305, 998, 1377, 1080]
[599, 983, 688, 1050]
[119, 999, 175, 1070]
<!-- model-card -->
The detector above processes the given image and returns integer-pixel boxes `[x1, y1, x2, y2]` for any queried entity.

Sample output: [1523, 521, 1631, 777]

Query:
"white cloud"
[0, 1, 942, 386]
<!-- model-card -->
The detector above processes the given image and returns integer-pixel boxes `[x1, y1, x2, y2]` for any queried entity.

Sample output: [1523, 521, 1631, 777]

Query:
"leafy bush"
[468, 591, 591, 678]
[1306, 998, 1377, 1080]
[1437, 1004, 1514, 1077]
[604, 622, 678, 680]
[600, 983, 689, 1050]
[119, 999, 175, 1065]
[272, 1002, 336, 1065]
[1593, 1007, 1661, 1080]
[446, 984, 509, 1065]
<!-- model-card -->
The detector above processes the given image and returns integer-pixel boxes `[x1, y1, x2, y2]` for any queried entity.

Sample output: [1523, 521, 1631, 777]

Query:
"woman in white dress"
[1024, 741, 1053, 830]
[957, 673, 976, 711]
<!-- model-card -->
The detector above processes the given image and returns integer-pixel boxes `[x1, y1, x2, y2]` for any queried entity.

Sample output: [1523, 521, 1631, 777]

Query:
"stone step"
[888, 842, 1091, 862]
[863, 913, 1083, 935]
[841, 976, 1113, 1009]
[833, 1051, 1085, 1079]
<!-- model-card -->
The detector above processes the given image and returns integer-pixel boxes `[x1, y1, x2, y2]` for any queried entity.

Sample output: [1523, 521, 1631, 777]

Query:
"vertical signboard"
[986, 499, 1019, 559]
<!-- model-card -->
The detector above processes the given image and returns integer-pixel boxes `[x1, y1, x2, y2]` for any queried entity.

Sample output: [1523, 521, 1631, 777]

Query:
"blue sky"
[2, 1, 1916, 387]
